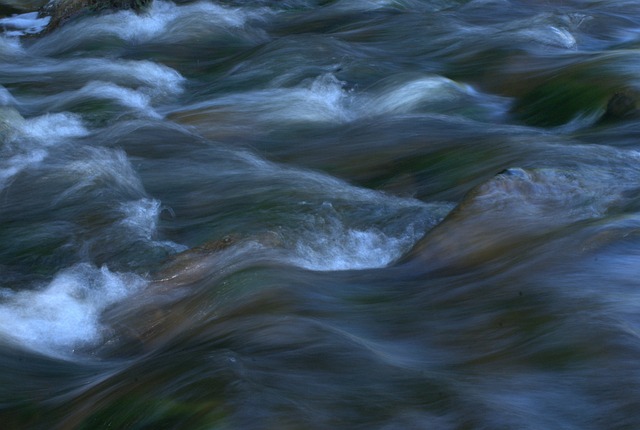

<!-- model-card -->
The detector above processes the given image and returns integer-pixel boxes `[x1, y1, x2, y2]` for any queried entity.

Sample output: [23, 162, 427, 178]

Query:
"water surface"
[2, 1, 640, 428]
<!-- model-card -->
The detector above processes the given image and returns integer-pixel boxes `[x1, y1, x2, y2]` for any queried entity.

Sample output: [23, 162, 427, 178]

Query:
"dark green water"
[2, 0, 640, 428]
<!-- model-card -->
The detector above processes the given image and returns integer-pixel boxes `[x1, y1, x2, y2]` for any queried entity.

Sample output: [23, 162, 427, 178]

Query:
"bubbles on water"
[0, 264, 146, 357]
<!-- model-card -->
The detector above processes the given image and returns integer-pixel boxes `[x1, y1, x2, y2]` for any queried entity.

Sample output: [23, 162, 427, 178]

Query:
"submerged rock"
[152, 230, 282, 286]
[98, 231, 283, 355]
[399, 167, 623, 271]
[37, 0, 152, 34]
[599, 91, 640, 123]
[152, 234, 243, 285]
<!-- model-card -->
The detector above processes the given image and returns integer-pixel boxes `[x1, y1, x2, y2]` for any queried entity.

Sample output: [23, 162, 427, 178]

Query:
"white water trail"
[0, 264, 146, 357]
[0, 112, 89, 188]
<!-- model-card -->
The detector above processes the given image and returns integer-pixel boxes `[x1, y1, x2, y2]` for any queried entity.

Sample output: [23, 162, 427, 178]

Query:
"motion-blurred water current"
[2, 0, 640, 428]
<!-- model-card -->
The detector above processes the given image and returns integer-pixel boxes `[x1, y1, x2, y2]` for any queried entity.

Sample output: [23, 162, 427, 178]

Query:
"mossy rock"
[399, 167, 623, 271]
[509, 62, 631, 127]
[512, 78, 612, 126]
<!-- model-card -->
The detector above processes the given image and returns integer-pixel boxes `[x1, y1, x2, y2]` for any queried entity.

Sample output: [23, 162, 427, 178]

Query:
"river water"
[1, 0, 640, 428]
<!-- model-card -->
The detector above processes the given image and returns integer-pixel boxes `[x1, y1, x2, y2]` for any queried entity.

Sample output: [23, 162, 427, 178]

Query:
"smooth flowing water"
[2, 0, 640, 428]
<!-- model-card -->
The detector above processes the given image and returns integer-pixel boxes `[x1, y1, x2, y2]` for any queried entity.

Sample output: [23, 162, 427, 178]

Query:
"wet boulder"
[599, 90, 640, 123]
[399, 167, 624, 271]
[97, 231, 283, 355]
[37, 0, 152, 34]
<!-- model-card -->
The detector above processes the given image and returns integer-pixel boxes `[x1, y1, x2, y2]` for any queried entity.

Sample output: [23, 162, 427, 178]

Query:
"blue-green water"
[2, 1, 640, 428]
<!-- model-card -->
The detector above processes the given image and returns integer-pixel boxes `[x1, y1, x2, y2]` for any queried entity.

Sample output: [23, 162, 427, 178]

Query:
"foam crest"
[0, 12, 49, 37]
[517, 25, 577, 49]
[19, 112, 89, 142]
[8, 58, 184, 99]
[0, 112, 87, 188]
[0, 264, 146, 357]
[187, 73, 352, 124]
[119, 199, 162, 241]
[53, 148, 145, 204]
[265, 74, 352, 123]
[119, 198, 187, 252]
[0, 149, 46, 185]
[293, 227, 418, 271]
[364, 76, 472, 116]
[290, 203, 428, 271]
[77, 81, 160, 118]
[90, 0, 267, 43]
[79, 59, 184, 98]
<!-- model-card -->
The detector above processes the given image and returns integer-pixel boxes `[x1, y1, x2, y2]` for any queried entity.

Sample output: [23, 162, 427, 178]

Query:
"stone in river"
[398, 167, 622, 272]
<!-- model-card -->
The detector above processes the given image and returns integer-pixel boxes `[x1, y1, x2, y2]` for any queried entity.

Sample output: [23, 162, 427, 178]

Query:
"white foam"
[363, 76, 472, 116]
[0, 112, 88, 188]
[0, 12, 49, 37]
[267, 73, 352, 123]
[293, 227, 417, 271]
[187, 73, 352, 124]
[77, 81, 161, 118]
[0, 264, 146, 357]
[19, 112, 89, 142]
[517, 25, 577, 50]
[87, 0, 267, 43]
[0, 30, 24, 56]
[119, 198, 187, 252]
[0, 149, 46, 185]
[7, 58, 184, 100]
[120, 198, 163, 241]
[77, 59, 184, 99]
[53, 148, 145, 204]
[290, 203, 426, 271]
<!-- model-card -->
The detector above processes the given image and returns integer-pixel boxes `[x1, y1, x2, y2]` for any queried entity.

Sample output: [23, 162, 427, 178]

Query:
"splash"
[0, 12, 49, 37]
[118, 198, 187, 252]
[0, 264, 146, 357]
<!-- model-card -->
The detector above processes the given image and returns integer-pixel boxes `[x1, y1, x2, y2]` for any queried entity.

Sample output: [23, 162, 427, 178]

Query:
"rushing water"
[2, 0, 640, 428]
